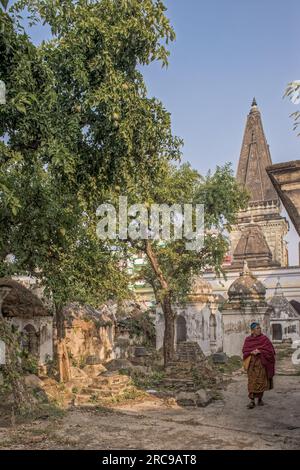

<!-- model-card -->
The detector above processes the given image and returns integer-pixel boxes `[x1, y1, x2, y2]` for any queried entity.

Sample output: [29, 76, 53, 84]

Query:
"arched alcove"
[23, 324, 39, 356]
[272, 323, 283, 341]
[176, 315, 187, 343]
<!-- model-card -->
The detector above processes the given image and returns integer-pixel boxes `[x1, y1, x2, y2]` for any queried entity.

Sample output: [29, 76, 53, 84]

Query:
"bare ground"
[0, 356, 300, 450]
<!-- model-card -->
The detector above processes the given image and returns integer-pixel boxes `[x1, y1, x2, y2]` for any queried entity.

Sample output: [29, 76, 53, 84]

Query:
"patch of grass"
[118, 368, 132, 376]
[122, 388, 144, 400]
[105, 387, 146, 405]
[5, 426, 81, 449]
[130, 370, 165, 389]
[276, 348, 293, 360]
[189, 364, 219, 389]
[31, 387, 49, 403]
[211, 355, 242, 374]
[0, 397, 65, 428]
[20, 402, 66, 422]
[90, 393, 100, 403]
[0, 439, 15, 449]
[119, 366, 166, 389]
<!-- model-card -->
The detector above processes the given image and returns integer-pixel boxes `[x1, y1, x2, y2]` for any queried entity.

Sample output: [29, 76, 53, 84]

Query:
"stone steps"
[162, 378, 195, 390]
[42, 369, 136, 408]
[176, 342, 205, 363]
[82, 388, 115, 398]
[166, 363, 193, 373]
[73, 394, 95, 405]
[92, 375, 130, 387]
[72, 372, 134, 406]
[160, 342, 218, 404]
[84, 382, 129, 393]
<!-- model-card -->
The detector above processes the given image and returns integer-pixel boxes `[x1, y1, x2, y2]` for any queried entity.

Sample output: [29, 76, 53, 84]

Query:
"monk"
[242, 322, 275, 409]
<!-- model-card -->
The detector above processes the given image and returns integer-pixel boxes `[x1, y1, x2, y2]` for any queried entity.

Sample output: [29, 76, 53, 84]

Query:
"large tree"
[1, 1, 248, 370]
[0, 1, 188, 392]
[0, 0, 180, 294]
[101, 162, 248, 365]
[0, 1, 182, 390]
[133, 163, 248, 365]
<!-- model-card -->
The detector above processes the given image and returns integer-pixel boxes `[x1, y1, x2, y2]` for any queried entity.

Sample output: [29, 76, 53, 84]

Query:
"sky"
[17, 0, 300, 264]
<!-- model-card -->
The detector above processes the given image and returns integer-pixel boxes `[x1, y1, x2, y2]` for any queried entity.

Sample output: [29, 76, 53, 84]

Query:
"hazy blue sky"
[143, 0, 299, 174]
[19, 0, 300, 264]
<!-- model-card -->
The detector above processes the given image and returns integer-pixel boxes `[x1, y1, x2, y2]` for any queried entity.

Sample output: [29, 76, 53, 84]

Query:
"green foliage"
[0, 1, 9, 11]
[132, 162, 248, 304]
[20, 350, 39, 374]
[108, 386, 145, 404]
[284, 81, 300, 136]
[10, 0, 181, 201]
[0, 1, 180, 312]
[211, 355, 242, 374]
[90, 392, 100, 403]
[190, 365, 218, 389]
[130, 369, 165, 390]
[1, 2, 248, 367]
[118, 311, 155, 345]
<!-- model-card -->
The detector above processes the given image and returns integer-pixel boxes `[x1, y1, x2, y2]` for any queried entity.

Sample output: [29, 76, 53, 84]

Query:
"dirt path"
[1, 357, 300, 450]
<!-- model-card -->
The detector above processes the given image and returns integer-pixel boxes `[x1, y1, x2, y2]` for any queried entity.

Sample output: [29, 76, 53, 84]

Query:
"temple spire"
[236, 100, 278, 203]
[274, 277, 284, 297]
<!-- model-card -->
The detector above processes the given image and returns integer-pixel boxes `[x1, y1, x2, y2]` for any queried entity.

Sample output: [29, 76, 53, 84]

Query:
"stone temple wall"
[63, 317, 115, 367]
[62, 302, 151, 368]
[156, 301, 223, 356]
[6, 316, 53, 364]
[221, 305, 271, 357]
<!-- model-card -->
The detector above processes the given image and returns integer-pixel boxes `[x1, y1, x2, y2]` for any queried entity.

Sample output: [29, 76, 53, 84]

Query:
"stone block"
[24, 374, 44, 389]
[134, 346, 149, 357]
[195, 388, 213, 407]
[86, 355, 102, 365]
[82, 364, 107, 377]
[70, 366, 88, 379]
[105, 358, 133, 371]
[176, 391, 197, 407]
[212, 352, 228, 364]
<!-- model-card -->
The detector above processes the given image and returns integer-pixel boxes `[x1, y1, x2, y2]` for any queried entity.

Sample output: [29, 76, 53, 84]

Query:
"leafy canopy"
[0, 0, 180, 307]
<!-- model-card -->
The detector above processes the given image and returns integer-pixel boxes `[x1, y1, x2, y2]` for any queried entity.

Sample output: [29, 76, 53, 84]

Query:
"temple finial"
[274, 277, 284, 296]
[241, 259, 250, 275]
[251, 97, 257, 107]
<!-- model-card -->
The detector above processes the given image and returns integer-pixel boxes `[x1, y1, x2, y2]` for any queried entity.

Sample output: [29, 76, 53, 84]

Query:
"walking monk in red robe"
[242, 322, 275, 409]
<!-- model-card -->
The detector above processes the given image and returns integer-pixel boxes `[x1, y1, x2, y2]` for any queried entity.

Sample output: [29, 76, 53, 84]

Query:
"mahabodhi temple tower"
[229, 98, 289, 269]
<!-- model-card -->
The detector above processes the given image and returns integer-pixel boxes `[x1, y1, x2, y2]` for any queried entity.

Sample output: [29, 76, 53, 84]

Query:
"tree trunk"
[0, 317, 33, 414]
[162, 293, 176, 366]
[55, 303, 65, 342]
[54, 303, 71, 383]
[144, 240, 176, 366]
